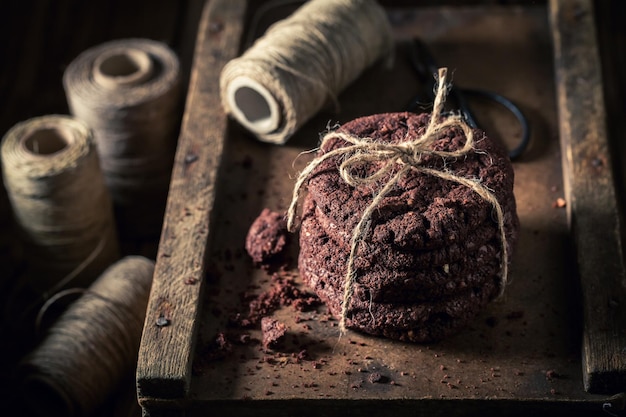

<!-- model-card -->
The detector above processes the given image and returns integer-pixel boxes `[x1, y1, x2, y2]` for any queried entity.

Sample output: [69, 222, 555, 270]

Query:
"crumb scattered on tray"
[368, 372, 389, 384]
[552, 197, 566, 208]
[236, 272, 320, 327]
[545, 369, 560, 380]
[193, 332, 233, 372]
[261, 317, 287, 351]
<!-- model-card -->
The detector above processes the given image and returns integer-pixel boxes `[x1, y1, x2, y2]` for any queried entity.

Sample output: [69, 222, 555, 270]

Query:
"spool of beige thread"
[19, 256, 154, 417]
[0, 174, 19, 292]
[1, 115, 119, 294]
[220, 0, 393, 145]
[63, 38, 181, 239]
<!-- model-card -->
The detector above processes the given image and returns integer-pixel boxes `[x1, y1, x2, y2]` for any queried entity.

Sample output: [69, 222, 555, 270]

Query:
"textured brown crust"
[299, 249, 500, 343]
[299, 210, 502, 303]
[303, 191, 519, 269]
[296, 111, 519, 343]
[245, 208, 289, 266]
[306, 112, 517, 251]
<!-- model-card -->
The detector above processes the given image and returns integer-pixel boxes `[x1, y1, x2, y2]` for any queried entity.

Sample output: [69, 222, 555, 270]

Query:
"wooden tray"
[136, 0, 626, 415]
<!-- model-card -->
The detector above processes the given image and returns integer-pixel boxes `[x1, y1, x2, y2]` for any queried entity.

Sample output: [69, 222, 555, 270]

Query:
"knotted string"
[287, 68, 508, 334]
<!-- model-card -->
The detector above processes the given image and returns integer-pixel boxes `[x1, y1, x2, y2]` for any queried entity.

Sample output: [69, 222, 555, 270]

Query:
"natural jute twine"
[19, 256, 154, 417]
[288, 68, 509, 333]
[63, 38, 181, 238]
[1, 115, 119, 294]
[220, 0, 393, 145]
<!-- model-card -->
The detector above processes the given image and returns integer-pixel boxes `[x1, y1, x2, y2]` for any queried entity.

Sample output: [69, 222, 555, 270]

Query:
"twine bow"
[287, 68, 508, 333]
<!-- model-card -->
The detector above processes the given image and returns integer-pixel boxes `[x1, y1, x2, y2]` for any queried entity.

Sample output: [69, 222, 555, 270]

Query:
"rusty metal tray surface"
[136, 1, 626, 415]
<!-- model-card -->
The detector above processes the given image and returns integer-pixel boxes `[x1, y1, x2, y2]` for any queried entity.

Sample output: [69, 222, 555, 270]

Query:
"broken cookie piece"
[261, 316, 287, 351]
[245, 208, 289, 268]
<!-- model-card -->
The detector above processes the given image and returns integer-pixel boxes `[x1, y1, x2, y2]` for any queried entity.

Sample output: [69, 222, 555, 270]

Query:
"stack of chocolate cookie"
[298, 112, 519, 343]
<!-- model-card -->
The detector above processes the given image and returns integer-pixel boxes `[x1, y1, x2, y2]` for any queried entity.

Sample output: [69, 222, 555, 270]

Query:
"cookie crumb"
[545, 369, 559, 380]
[245, 208, 289, 268]
[552, 198, 566, 208]
[261, 317, 287, 351]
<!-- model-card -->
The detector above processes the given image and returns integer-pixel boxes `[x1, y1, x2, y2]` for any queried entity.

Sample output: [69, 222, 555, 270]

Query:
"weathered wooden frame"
[136, 0, 626, 415]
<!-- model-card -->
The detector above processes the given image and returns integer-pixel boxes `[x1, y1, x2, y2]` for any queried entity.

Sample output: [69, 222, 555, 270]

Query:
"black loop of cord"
[406, 38, 530, 160]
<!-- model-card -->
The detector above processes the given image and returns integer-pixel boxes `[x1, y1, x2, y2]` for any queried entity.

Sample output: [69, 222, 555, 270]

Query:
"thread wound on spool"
[63, 38, 181, 238]
[220, 0, 393, 145]
[22, 127, 71, 156]
[227, 76, 281, 135]
[19, 256, 155, 417]
[0, 115, 119, 294]
[92, 47, 154, 89]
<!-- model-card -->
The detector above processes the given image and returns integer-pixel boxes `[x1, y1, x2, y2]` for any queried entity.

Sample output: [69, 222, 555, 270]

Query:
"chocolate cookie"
[296, 111, 518, 342]
[304, 191, 519, 269]
[299, 211, 502, 303]
[305, 112, 516, 251]
[299, 250, 500, 343]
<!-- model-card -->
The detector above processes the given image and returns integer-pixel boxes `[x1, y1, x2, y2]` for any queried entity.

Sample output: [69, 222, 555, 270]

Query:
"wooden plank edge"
[136, 0, 247, 406]
[549, 0, 626, 395]
[137, 394, 626, 417]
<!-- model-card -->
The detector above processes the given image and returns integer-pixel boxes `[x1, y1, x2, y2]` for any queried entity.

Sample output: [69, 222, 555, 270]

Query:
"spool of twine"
[1, 115, 119, 294]
[219, 0, 393, 145]
[19, 256, 155, 417]
[63, 38, 182, 239]
[0, 174, 19, 292]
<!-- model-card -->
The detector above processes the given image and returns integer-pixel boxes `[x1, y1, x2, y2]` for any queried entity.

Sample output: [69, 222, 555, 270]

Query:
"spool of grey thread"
[19, 256, 155, 417]
[63, 38, 182, 239]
